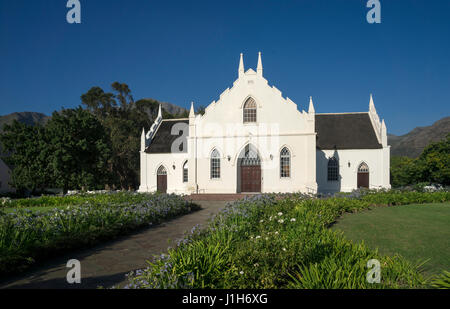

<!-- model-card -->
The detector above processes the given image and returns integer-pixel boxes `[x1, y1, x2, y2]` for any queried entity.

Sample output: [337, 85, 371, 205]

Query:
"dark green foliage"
[391, 134, 450, 187]
[0, 192, 199, 276]
[81, 83, 185, 190]
[0, 121, 50, 193]
[45, 108, 111, 191]
[0, 108, 110, 193]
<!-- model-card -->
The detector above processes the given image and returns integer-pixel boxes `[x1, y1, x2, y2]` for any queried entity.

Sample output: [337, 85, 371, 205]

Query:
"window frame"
[280, 147, 291, 178]
[243, 98, 257, 123]
[210, 149, 221, 179]
[327, 157, 339, 181]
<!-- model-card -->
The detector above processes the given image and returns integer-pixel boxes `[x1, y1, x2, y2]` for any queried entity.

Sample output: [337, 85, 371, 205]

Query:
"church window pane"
[280, 147, 290, 178]
[243, 98, 257, 123]
[327, 157, 339, 181]
[210, 149, 221, 179]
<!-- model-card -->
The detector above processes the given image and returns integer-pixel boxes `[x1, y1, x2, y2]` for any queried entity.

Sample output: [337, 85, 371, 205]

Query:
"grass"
[332, 202, 450, 277]
[126, 191, 450, 289]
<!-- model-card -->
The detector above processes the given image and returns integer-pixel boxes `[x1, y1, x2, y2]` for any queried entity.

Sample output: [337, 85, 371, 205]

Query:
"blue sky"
[0, 0, 449, 135]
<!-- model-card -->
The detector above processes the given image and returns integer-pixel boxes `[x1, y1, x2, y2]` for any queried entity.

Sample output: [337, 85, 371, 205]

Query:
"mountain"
[388, 116, 450, 158]
[0, 112, 49, 133]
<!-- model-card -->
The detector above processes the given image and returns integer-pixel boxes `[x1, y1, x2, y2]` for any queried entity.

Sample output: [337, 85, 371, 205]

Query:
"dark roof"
[315, 113, 382, 150]
[145, 119, 189, 154]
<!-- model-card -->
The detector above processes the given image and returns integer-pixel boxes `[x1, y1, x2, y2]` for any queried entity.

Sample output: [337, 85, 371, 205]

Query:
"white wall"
[316, 147, 391, 193]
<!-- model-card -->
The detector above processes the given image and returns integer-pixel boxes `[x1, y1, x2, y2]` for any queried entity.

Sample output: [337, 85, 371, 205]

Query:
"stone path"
[0, 201, 228, 289]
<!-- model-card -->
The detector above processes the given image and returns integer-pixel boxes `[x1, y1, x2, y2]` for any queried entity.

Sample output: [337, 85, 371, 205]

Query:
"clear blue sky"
[0, 0, 449, 135]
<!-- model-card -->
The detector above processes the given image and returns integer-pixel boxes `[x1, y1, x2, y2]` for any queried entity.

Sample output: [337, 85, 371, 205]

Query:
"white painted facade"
[139, 53, 390, 194]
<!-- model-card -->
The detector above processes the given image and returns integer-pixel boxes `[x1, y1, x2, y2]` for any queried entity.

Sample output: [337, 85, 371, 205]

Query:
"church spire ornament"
[257, 51, 263, 77]
[239, 53, 244, 78]
[369, 93, 377, 114]
[308, 96, 315, 114]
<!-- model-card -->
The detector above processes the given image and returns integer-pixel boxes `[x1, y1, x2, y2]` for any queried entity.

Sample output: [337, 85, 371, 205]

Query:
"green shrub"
[127, 191, 448, 289]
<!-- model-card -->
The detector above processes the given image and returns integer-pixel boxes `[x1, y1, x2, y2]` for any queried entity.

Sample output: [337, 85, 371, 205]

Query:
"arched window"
[358, 162, 369, 173]
[183, 161, 188, 183]
[327, 157, 339, 181]
[157, 165, 167, 175]
[243, 97, 257, 123]
[280, 147, 290, 178]
[210, 149, 221, 179]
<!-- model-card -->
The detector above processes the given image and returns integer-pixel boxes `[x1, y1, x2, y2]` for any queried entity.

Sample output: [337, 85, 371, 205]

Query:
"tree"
[45, 107, 111, 192]
[390, 134, 450, 187]
[390, 156, 420, 187]
[416, 134, 450, 185]
[0, 121, 51, 193]
[82, 83, 152, 189]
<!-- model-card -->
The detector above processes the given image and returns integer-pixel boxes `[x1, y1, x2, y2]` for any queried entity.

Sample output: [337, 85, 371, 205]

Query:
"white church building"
[139, 53, 390, 194]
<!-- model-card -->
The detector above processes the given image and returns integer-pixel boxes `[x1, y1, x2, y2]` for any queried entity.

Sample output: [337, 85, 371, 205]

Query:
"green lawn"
[332, 203, 450, 277]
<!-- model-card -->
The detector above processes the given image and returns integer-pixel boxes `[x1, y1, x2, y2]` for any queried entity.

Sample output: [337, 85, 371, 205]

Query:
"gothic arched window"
[210, 149, 221, 179]
[243, 97, 257, 123]
[327, 157, 339, 181]
[280, 147, 291, 178]
[358, 162, 369, 173]
[157, 165, 167, 175]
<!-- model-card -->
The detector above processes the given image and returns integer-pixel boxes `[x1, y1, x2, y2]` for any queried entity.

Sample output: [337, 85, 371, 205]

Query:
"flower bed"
[126, 191, 449, 289]
[0, 193, 200, 276]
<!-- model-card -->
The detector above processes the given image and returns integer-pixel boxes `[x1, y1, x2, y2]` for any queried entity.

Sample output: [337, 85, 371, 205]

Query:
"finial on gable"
[140, 127, 146, 151]
[257, 51, 263, 77]
[239, 53, 244, 77]
[157, 104, 162, 119]
[189, 101, 195, 118]
[308, 96, 315, 114]
[369, 93, 376, 114]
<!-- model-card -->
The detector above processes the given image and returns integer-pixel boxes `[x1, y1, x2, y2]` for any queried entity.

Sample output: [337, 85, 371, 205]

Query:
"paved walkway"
[0, 201, 228, 289]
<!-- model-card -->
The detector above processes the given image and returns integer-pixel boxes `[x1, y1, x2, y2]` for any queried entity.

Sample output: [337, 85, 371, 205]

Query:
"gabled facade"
[139, 53, 391, 194]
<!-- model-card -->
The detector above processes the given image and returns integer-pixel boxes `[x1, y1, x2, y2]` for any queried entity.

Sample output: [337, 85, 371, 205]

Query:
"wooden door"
[241, 165, 261, 192]
[357, 172, 369, 188]
[157, 175, 167, 193]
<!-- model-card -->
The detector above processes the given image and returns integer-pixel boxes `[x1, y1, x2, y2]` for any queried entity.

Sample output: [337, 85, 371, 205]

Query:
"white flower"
[274, 231, 279, 235]
[282, 248, 287, 251]
[254, 263, 259, 267]
[290, 218, 296, 222]
[277, 212, 283, 216]
[278, 219, 284, 223]
[240, 271, 244, 275]
[255, 235, 261, 239]
[259, 219, 264, 223]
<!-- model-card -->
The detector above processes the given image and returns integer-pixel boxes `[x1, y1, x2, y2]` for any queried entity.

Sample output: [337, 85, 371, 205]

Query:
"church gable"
[193, 53, 313, 135]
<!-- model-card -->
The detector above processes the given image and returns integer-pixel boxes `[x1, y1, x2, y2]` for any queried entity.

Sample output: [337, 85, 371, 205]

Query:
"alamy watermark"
[66, 0, 81, 24]
[66, 259, 81, 284]
[366, 259, 381, 283]
[366, 0, 381, 24]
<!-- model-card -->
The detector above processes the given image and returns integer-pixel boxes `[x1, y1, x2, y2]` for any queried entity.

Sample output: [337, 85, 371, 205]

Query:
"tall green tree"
[390, 134, 450, 187]
[416, 134, 450, 185]
[0, 121, 50, 193]
[45, 107, 111, 192]
[82, 83, 151, 189]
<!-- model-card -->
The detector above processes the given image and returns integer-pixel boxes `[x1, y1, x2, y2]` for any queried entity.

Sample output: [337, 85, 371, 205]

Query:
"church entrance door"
[157, 165, 167, 193]
[357, 162, 369, 188]
[238, 144, 261, 193]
